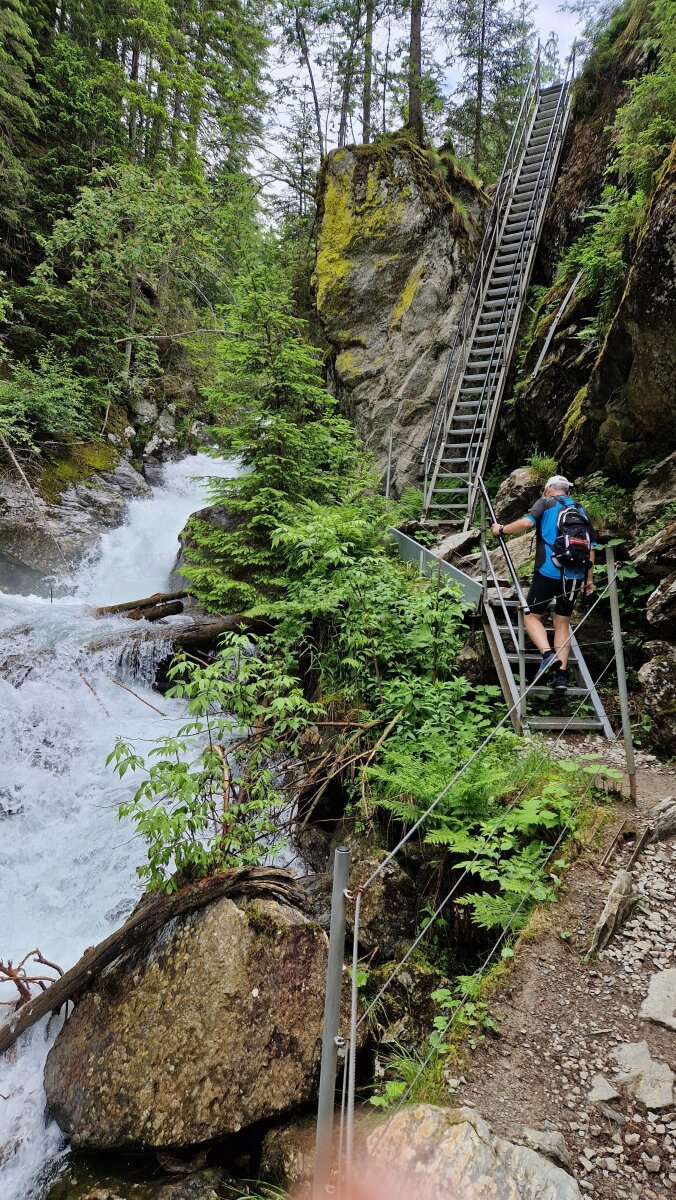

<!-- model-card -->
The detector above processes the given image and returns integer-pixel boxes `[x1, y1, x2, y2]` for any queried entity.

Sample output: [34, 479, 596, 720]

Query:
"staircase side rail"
[482, 602, 525, 735]
[463, 64, 575, 521]
[389, 527, 483, 610]
[422, 51, 542, 507]
[569, 630, 616, 740]
[481, 542, 519, 653]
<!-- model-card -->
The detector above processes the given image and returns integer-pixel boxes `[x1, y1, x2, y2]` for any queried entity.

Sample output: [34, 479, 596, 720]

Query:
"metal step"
[527, 716, 604, 732]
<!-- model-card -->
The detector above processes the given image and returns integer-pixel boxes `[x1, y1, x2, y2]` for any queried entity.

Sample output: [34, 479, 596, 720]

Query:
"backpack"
[550, 497, 592, 574]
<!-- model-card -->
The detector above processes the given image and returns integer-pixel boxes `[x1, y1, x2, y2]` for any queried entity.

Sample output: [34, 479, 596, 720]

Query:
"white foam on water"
[0, 454, 237, 1198]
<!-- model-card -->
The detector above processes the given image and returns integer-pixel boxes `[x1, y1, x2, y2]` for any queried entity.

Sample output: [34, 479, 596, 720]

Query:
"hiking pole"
[605, 546, 637, 801]
[477, 476, 530, 614]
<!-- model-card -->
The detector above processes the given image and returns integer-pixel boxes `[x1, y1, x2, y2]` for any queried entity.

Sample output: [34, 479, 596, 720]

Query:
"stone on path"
[586, 870, 638, 956]
[367, 1105, 582, 1199]
[613, 1040, 675, 1109]
[588, 1074, 621, 1104]
[647, 796, 676, 842]
[522, 1127, 573, 1172]
[639, 968, 676, 1031]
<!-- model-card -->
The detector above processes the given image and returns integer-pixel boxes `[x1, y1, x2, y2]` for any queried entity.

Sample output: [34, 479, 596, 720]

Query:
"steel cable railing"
[341, 643, 619, 1185]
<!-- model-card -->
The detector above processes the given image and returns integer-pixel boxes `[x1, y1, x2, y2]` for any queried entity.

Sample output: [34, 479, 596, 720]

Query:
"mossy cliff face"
[562, 143, 676, 473]
[313, 138, 483, 495]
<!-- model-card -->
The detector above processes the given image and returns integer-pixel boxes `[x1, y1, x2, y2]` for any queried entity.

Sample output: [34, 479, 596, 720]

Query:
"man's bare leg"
[524, 611, 551, 655]
[553, 614, 571, 668]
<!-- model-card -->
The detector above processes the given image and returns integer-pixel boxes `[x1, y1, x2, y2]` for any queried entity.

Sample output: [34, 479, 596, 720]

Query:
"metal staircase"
[478, 479, 613, 738]
[422, 49, 575, 528]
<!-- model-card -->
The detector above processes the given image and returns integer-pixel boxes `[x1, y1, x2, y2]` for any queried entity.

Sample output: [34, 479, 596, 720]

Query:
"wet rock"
[488, 530, 535, 578]
[259, 1115, 316, 1193]
[366, 1104, 582, 1198]
[45, 896, 329, 1149]
[144, 406, 179, 461]
[638, 644, 676, 754]
[170, 505, 240, 591]
[633, 451, 676, 527]
[646, 571, 676, 636]
[313, 139, 484, 496]
[639, 969, 676, 1032]
[432, 527, 481, 560]
[613, 1040, 675, 1109]
[0, 455, 150, 597]
[494, 468, 542, 524]
[630, 520, 676, 580]
[345, 842, 418, 961]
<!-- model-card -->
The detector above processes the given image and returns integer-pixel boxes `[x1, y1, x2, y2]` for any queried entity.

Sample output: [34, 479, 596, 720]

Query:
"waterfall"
[0, 454, 238, 1199]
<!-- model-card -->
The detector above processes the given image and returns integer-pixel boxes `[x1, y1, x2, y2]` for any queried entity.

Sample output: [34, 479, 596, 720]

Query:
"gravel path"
[451, 745, 676, 1199]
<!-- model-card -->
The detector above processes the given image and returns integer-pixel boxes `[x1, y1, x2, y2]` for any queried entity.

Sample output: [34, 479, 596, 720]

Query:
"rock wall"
[313, 137, 484, 496]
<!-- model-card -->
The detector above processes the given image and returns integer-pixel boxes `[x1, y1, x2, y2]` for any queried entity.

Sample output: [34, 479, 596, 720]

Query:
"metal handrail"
[478, 476, 530, 612]
[423, 43, 576, 524]
[421, 46, 543, 503]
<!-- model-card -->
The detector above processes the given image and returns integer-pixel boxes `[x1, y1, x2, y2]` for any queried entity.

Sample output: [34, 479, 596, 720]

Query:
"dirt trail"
[454, 743, 675, 1200]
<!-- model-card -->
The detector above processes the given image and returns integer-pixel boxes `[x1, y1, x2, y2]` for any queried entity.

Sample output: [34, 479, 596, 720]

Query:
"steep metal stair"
[422, 48, 575, 528]
[478, 478, 613, 738]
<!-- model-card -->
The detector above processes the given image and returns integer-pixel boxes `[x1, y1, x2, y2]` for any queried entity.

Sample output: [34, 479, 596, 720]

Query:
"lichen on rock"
[313, 137, 484, 496]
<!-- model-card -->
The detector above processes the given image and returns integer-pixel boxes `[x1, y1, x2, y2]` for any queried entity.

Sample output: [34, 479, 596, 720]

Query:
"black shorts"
[526, 571, 577, 617]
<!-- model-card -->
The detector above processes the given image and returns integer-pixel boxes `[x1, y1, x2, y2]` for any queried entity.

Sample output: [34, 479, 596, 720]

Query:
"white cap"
[545, 475, 571, 493]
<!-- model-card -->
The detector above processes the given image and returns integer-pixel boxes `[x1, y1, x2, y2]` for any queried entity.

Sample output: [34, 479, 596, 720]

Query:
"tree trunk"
[294, 12, 325, 161]
[0, 868, 305, 1056]
[407, 0, 424, 145]
[362, 0, 374, 143]
[473, 0, 487, 172]
[337, 2, 362, 149]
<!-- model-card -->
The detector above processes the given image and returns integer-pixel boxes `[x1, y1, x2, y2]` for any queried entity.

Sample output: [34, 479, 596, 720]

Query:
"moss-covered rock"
[313, 137, 484, 495]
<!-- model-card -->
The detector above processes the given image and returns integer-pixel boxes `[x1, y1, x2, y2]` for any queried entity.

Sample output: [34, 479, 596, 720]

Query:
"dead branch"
[0, 951, 64, 1011]
[0, 867, 304, 1056]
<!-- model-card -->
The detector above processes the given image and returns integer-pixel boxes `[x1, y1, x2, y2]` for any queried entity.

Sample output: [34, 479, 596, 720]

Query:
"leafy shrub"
[0, 349, 99, 448]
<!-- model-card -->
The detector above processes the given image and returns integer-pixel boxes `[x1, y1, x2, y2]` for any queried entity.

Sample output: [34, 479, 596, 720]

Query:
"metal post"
[480, 497, 487, 602]
[385, 432, 393, 501]
[517, 605, 527, 727]
[605, 547, 637, 802]
[314, 847, 351, 1199]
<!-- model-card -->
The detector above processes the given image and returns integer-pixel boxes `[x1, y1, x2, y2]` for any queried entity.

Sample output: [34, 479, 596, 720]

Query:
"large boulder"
[632, 451, 676, 527]
[493, 468, 542, 524]
[0, 450, 149, 596]
[638, 641, 676, 753]
[646, 572, 676, 637]
[630, 520, 676, 580]
[365, 1105, 581, 1198]
[44, 897, 328, 1150]
[313, 138, 484, 496]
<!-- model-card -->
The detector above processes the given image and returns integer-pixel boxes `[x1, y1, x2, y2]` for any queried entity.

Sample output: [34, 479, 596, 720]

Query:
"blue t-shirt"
[524, 495, 595, 581]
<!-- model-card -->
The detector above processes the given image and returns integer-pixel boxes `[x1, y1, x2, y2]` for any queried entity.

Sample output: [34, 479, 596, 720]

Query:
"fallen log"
[92, 590, 189, 618]
[0, 866, 304, 1056]
[126, 600, 184, 622]
[86, 613, 273, 656]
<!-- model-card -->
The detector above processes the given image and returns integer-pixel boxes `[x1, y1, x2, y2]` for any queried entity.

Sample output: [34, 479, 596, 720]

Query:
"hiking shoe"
[551, 667, 569, 693]
[533, 650, 557, 682]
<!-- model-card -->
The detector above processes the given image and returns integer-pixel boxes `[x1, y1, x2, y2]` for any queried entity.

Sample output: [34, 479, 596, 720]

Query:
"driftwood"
[93, 590, 189, 618]
[126, 599, 184, 621]
[586, 869, 639, 958]
[86, 614, 272, 656]
[0, 866, 304, 1056]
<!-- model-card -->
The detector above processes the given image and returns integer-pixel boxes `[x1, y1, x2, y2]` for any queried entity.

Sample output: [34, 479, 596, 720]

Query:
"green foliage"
[0, 0, 36, 234]
[430, 980, 500, 1052]
[525, 452, 557, 488]
[110, 632, 323, 892]
[183, 256, 369, 612]
[555, 0, 675, 338]
[576, 471, 633, 532]
[0, 349, 99, 448]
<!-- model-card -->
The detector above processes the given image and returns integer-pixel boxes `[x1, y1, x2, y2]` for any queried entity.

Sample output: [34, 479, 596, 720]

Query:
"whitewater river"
[0, 454, 238, 1198]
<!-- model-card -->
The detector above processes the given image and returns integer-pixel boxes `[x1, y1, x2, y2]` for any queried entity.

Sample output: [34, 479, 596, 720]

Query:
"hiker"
[491, 474, 595, 694]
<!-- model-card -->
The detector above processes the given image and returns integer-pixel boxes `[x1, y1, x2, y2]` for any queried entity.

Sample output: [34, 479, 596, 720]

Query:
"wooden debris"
[86, 613, 272, 657]
[92, 589, 189, 618]
[0, 950, 64, 1011]
[0, 866, 304, 1056]
[586, 869, 639, 958]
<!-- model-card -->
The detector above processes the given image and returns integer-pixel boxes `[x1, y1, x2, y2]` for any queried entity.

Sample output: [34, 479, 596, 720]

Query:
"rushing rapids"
[0, 454, 238, 1199]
